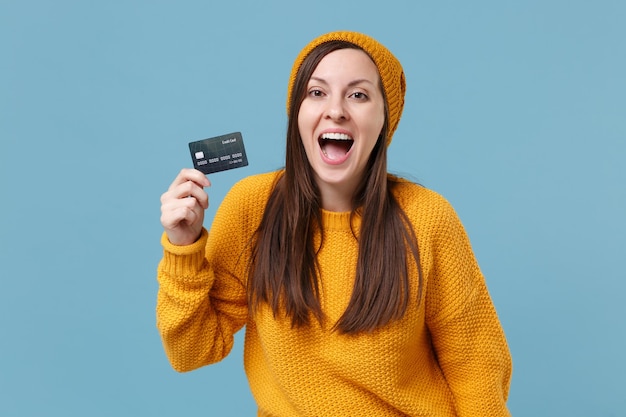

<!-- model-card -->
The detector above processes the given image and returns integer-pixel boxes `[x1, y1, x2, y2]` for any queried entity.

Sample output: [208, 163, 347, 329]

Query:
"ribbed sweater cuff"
[160, 229, 209, 278]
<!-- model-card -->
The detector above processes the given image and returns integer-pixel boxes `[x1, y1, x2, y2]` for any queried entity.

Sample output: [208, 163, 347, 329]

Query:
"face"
[297, 48, 385, 204]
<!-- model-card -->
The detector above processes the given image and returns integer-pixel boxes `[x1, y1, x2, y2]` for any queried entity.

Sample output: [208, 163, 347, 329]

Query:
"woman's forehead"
[309, 48, 380, 84]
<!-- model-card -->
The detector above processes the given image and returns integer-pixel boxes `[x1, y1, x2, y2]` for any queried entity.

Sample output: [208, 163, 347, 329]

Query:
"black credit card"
[188, 132, 249, 174]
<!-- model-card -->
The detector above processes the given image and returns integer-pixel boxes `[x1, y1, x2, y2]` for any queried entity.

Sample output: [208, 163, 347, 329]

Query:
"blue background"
[2, 1, 625, 416]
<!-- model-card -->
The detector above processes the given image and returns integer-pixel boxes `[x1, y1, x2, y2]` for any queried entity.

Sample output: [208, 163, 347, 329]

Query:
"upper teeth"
[321, 133, 352, 140]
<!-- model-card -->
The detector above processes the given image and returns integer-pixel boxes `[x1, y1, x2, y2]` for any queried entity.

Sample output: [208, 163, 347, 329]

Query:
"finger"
[169, 168, 211, 191]
[160, 197, 203, 230]
[161, 192, 203, 216]
[163, 180, 209, 209]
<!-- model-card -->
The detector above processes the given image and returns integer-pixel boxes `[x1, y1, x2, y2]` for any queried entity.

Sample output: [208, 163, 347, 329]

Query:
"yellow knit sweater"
[157, 171, 512, 416]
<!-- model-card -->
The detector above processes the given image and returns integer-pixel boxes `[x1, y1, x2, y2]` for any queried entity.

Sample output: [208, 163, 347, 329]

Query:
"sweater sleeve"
[425, 199, 512, 416]
[156, 228, 248, 372]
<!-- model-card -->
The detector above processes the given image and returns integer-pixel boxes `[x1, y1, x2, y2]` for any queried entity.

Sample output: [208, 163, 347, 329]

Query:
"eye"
[350, 91, 369, 100]
[308, 89, 325, 98]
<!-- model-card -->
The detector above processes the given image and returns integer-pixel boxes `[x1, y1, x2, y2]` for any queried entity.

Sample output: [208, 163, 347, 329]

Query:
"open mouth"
[318, 132, 354, 160]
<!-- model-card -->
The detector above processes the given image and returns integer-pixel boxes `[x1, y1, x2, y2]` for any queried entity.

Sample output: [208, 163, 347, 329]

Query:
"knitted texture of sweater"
[157, 171, 512, 416]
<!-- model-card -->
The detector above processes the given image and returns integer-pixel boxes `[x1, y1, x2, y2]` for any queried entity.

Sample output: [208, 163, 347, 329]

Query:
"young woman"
[157, 31, 512, 416]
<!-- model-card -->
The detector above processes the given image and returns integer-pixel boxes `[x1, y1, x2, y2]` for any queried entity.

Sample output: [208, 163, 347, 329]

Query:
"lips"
[318, 132, 354, 161]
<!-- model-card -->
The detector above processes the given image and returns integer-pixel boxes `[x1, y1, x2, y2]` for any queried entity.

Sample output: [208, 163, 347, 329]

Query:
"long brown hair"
[248, 41, 422, 334]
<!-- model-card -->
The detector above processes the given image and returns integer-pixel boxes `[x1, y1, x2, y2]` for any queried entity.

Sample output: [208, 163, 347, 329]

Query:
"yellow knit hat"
[286, 31, 405, 146]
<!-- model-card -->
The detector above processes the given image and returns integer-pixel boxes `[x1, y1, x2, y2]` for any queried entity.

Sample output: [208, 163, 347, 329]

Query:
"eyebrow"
[309, 76, 376, 87]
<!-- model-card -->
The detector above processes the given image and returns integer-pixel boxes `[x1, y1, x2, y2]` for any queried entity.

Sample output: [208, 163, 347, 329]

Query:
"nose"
[324, 96, 348, 121]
